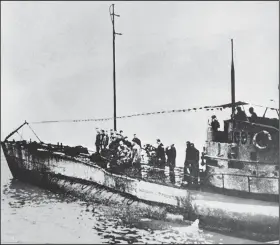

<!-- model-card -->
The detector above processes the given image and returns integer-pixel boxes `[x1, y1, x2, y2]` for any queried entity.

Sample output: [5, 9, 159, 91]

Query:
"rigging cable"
[16, 131, 24, 141]
[29, 103, 279, 125]
[16, 126, 24, 140]
[27, 123, 42, 143]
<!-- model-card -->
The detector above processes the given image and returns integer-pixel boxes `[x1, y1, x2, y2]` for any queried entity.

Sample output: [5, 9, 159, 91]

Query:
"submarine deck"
[102, 162, 279, 206]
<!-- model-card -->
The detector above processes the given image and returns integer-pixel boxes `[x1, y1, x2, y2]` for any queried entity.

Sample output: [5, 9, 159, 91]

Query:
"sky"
[1, 1, 279, 166]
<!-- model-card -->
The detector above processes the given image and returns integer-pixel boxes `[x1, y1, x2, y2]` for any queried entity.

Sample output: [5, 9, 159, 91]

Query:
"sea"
[1, 149, 262, 244]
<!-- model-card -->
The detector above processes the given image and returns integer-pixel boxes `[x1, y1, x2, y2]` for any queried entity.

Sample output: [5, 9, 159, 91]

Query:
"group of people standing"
[95, 128, 141, 151]
[235, 106, 258, 122]
[150, 139, 177, 171]
[209, 107, 258, 133]
[95, 128, 201, 186]
[95, 128, 142, 166]
[209, 107, 258, 142]
[146, 139, 200, 185]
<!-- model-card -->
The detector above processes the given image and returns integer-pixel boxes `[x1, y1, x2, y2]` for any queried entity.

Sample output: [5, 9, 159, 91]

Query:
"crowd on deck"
[94, 128, 201, 186]
[95, 128, 143, 166]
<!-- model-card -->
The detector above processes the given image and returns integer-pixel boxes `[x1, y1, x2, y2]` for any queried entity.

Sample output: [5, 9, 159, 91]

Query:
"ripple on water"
[1, 164, 261, 244]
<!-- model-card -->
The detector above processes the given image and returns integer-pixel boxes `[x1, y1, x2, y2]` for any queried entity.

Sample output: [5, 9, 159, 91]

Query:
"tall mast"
[231, 39, 236, 118]
[109, 4, 122, 131]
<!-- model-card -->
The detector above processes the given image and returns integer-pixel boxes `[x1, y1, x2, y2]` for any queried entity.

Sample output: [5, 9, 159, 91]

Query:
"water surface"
[1, 151, 261, 244]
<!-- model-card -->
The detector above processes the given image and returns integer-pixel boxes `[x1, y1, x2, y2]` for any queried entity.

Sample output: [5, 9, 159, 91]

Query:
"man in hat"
[210, 115, 220, 132]
[209, 115, 221, 141]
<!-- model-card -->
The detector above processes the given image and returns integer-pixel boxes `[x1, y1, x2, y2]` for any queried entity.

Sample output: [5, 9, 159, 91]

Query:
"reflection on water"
[1, 153, 260, 244]
[1, 179, 212, 244]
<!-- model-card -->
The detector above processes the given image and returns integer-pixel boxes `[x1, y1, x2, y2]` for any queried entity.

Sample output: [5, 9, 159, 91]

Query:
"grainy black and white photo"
[1, 1, 279, 244]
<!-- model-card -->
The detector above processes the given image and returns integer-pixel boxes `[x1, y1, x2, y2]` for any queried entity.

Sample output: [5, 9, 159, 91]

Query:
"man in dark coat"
[109, 131, 114, 143]
[183, 141, 192, 184]
[109, 136, 118, 151]
[100, 130, 105, 149]
[249, 107, 258, 122]
[102, 130, 109, 150]
[95, 128, 102, 154]
[156, 139, 166, 167]
[234, 106, 247, 121]
[166, 144, 176, 184]
[210, 115, 220, 132]
[132, 134, 142, 148]
[190, 143, 200, 185]
[166, 144, 176, 171]
[209, 115, 221, 141]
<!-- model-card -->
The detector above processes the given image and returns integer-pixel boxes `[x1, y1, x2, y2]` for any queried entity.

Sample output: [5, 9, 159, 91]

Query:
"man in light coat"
[131, 141, 142, 167]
